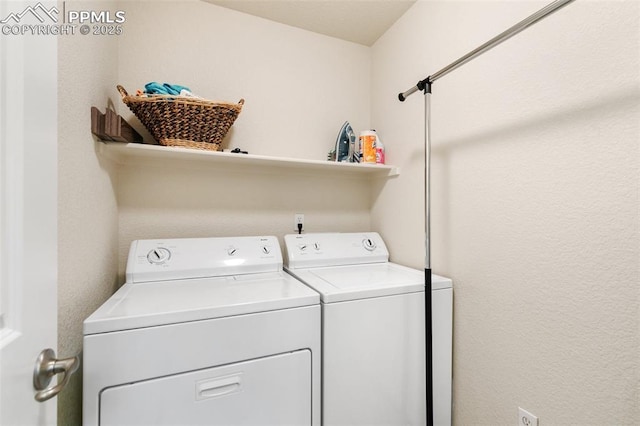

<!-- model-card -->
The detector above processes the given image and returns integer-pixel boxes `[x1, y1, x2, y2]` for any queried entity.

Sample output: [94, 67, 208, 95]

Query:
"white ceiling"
[203, 0, 416, 46]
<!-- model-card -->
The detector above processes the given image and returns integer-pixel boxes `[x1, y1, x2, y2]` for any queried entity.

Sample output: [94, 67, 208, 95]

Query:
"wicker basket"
[117, 85, 244, 151]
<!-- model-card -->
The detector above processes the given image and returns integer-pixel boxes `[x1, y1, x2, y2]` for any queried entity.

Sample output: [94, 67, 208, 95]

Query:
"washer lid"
[285, 263, 451, 303]
[83, 272, 319, 335]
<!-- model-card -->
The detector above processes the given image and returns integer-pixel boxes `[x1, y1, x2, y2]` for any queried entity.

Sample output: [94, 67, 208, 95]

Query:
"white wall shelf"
[98, 142, 400, 177]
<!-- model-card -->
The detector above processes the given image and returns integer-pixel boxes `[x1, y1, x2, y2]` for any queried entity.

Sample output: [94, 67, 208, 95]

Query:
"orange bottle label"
[362, 135, 376, 163]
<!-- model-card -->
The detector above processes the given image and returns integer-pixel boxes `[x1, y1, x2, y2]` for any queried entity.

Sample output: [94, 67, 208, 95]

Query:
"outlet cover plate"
[518, 407, 538, 426]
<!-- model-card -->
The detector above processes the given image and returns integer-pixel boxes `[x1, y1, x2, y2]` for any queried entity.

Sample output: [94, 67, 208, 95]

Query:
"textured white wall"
[115, 0, 374, 274]
[371, 1, 639, 425]
[57, 1, 120, 424]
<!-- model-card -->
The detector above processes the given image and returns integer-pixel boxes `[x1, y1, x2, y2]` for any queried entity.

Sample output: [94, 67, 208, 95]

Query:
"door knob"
[32, 348, 79, 402]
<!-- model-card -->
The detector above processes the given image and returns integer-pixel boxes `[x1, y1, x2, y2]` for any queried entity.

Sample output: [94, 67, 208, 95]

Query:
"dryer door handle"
[196, 374, 242, 400]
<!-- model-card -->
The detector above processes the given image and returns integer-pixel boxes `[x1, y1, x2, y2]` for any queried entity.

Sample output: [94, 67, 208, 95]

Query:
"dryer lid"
[83, 271, 319, 335]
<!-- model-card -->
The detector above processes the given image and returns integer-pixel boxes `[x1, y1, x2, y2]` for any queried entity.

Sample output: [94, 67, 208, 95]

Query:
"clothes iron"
[334, 121, 357, 163]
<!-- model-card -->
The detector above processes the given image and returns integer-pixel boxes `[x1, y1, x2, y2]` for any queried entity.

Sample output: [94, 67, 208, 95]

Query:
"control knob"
[362, 238, 377, 251]
[147, 247, 171, 264]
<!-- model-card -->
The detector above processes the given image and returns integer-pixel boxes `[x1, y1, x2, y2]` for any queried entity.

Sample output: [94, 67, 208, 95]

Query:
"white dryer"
[284, 232, 452, 426]
[83, 236, 321, 426]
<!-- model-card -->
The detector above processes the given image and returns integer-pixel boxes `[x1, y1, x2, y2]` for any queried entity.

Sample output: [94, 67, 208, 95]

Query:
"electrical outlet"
[518, 407, 538, 426]
[294, 213, 304, 232]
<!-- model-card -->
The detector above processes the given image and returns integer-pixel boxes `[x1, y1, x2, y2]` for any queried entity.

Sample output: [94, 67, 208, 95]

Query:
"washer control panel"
[284, 232, 389, 269]
[126, 236, 281, 283]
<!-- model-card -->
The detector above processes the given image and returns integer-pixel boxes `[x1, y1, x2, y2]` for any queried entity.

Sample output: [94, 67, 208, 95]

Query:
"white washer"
[284, 232, 452, 426]
[83, 236, 321, 426]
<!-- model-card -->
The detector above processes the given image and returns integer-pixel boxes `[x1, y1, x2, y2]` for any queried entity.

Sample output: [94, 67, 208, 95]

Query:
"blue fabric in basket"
[144, 82, 191, 96]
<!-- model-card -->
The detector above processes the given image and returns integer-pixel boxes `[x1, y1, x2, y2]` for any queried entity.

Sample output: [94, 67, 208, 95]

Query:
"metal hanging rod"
[398, 0, 575, 101]
[396, 2, 577, 425]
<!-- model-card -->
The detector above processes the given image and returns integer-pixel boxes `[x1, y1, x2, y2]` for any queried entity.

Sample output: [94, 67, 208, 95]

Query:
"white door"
[0, 1, 62, 424]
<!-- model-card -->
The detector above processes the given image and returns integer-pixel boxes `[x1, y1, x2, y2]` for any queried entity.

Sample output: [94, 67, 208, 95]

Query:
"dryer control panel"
[284, 232, 388, 269]
[126, 236, 281, 283]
